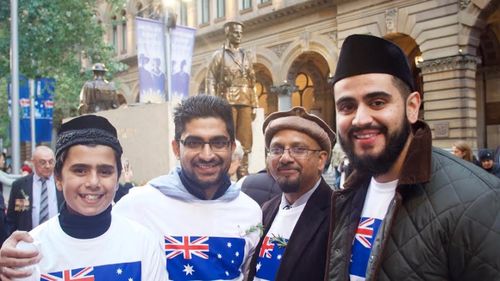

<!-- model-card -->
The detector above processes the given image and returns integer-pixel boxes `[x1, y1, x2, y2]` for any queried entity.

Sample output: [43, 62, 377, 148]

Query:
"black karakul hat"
[332, 34, 415, 91]
[56, 115, 123, 159]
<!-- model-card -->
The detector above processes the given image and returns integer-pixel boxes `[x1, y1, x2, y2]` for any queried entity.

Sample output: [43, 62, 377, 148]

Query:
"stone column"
[417, 54, 481, 149]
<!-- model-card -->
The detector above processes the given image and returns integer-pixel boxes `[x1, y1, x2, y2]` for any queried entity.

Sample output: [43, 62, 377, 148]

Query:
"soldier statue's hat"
[224, 20, 244, 29]
[92, 63, 107, 72]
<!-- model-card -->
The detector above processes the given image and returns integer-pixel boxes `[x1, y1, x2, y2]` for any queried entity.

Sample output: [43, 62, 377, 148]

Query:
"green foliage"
[0, 0, 126, 143]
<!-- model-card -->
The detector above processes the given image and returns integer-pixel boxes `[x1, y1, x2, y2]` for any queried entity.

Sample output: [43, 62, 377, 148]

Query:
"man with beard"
[325, 34, 500, 281]
[0, 95, 262, 281]
[247, 107, 335, 281]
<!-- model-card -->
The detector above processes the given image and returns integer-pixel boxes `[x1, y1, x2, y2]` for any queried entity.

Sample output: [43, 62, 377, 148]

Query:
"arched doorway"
[477, 4, 500, 148]
[254, 63, 277, 117]
[384, 33, 424, 117]
[287, 52, 334, 130]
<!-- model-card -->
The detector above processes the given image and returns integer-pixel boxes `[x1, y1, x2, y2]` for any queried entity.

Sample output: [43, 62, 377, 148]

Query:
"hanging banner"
[170, 25, 196, 100]
[8, 76, 54, 143]
[136, 17, 167, 103]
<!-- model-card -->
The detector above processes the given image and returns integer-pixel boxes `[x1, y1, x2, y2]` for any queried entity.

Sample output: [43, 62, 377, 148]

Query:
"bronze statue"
[78, 63, 119, 115]
[206, 21, 258, 178]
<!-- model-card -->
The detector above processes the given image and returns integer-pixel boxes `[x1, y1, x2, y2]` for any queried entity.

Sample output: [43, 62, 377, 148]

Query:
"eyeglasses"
[179, 137, 231, 151]
[37, 159, 55, 166]
[267, 147, 322, 158]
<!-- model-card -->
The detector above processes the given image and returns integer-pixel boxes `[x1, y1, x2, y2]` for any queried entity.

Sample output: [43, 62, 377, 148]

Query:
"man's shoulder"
[430, 147, 500, 195]
[12, 174, 32, 188]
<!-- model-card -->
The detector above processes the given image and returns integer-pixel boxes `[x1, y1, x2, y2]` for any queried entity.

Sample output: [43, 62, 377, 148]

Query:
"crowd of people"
[0, 34, 498, 281]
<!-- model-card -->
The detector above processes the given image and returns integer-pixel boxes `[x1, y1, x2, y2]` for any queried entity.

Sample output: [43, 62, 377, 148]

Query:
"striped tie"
[39, 178, 49, 224]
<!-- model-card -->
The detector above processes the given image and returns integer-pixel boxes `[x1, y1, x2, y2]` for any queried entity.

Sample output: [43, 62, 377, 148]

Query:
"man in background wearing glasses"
[112, 95, 261, 280]
[248, 107, 335, 281]
[6, 146, 63, 234]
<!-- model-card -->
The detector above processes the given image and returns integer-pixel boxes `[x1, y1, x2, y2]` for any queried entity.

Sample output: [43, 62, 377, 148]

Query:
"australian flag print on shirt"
[349, 217, 382, 281]
[164, 235, 245, 280]
[40, 261, 141, 281]
[254, 236, 288, 281]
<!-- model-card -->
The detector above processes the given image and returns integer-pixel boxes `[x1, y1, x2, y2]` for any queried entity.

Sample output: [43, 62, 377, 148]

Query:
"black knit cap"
[332, 34, 415, 91]
[56, 115, 123, 161]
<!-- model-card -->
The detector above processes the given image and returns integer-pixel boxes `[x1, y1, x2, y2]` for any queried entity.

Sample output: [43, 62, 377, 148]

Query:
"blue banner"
[171, 25, 196, 100]
[136, 17, 167, 103]
[7, 76, 54, 143]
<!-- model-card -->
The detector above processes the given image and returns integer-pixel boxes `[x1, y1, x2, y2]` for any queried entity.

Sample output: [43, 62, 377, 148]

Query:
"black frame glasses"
[178, 137, 231, 151]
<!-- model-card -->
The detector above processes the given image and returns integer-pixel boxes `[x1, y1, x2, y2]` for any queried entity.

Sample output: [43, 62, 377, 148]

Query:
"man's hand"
[0, 231, 40, 280]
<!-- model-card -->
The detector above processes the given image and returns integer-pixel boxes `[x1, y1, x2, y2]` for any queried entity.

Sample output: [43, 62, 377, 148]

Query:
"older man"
[6, 146, 63, 233]
[326, 34, 500, 280]
[248, 107, 335, 281]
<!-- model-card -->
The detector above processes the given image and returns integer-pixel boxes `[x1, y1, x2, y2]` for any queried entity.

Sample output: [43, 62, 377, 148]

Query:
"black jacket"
[326, 121, 500, 280]
[241, 171, 281, 206]
[248, 179, 331, 281]
[6, 174, 64, 233]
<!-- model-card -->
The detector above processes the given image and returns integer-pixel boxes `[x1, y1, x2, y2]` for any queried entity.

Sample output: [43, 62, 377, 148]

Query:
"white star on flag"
[116, 268, 123, 274]
[217, 253, 222, 259]
[183, 264, 195, 275]
[227, 242, 232, 248]
[256, 262, 262, 271]
[235, 251, 240, 257]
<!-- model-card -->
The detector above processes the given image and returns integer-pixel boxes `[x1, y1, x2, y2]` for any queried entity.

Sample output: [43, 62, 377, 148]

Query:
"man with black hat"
[326, 34, 500, 281]
[247, 107, 335, 281]
[478, 148, 500, 178]
[206, 20, 258, 179]
[0, 115, 167, 280]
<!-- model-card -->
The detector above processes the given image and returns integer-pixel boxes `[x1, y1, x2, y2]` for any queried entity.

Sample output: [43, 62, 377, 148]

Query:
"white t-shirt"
[23, 214, 167, 281]
[113, 185, 262, 281]
[349, 177, 398, 281]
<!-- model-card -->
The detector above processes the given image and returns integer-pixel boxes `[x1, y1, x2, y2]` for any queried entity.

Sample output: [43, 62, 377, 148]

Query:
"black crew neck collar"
[58, 203, 112, 239]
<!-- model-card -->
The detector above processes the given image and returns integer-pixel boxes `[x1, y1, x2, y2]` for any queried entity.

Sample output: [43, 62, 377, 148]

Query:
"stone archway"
[476, 2, 500, 148]
[384, 33, 424, 118]
[254, 63, 277, 117]
[286, 51, 334, 130]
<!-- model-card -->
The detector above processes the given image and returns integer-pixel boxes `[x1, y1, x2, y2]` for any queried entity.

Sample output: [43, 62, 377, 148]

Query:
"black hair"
[173, 95, 235, 142]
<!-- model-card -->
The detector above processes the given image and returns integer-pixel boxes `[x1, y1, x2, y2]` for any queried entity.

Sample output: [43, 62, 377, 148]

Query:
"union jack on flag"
[164, 235, 245, 280]
[258, 236, 274, 258]
[164, 235, 210, 259]
[41, 267, 94, 281]
[354, 218, 375, 248]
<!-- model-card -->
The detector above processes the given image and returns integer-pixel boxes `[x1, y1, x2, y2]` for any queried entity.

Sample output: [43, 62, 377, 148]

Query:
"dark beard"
[276, 177, 301, 193]
[339, 119, 411, 176]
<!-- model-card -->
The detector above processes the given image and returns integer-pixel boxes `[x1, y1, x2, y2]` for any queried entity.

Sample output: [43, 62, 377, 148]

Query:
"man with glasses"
[112, 95, 261, 280]
[248, 107, 335, 281]
[6, 146, 63, 233]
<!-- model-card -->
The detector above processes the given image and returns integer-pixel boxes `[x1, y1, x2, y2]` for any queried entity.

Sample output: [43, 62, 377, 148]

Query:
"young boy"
[15, 115, 167, 280]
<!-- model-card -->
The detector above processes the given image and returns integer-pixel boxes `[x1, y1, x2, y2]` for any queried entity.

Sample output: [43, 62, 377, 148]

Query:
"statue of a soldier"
[206, 21, 258, 178]
[78, 63, 119, 115]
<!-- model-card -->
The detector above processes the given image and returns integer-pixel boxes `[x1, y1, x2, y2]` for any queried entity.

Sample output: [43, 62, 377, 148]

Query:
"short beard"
[276, 177, 301, 194]
[339, 119, 411, 176]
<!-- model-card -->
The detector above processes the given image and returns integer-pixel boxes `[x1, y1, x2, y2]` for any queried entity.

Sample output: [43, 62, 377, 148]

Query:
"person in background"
[0, 114, 167, 280]
[451, 140, 474, 162]
[6, 146, 63, 234]
[228, 139, 244, 182]
[114, 158, 134, 203]
[0, 153, 8, 246]
[240, 168, 281, 207]
[478, 148, 500, 178]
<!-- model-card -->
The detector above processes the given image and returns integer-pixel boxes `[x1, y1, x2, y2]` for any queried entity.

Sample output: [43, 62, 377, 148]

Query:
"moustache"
[347, 124, 388, 137]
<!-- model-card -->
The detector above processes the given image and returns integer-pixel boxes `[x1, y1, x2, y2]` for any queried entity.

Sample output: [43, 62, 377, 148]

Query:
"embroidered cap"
[56, 115, 122, 163]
